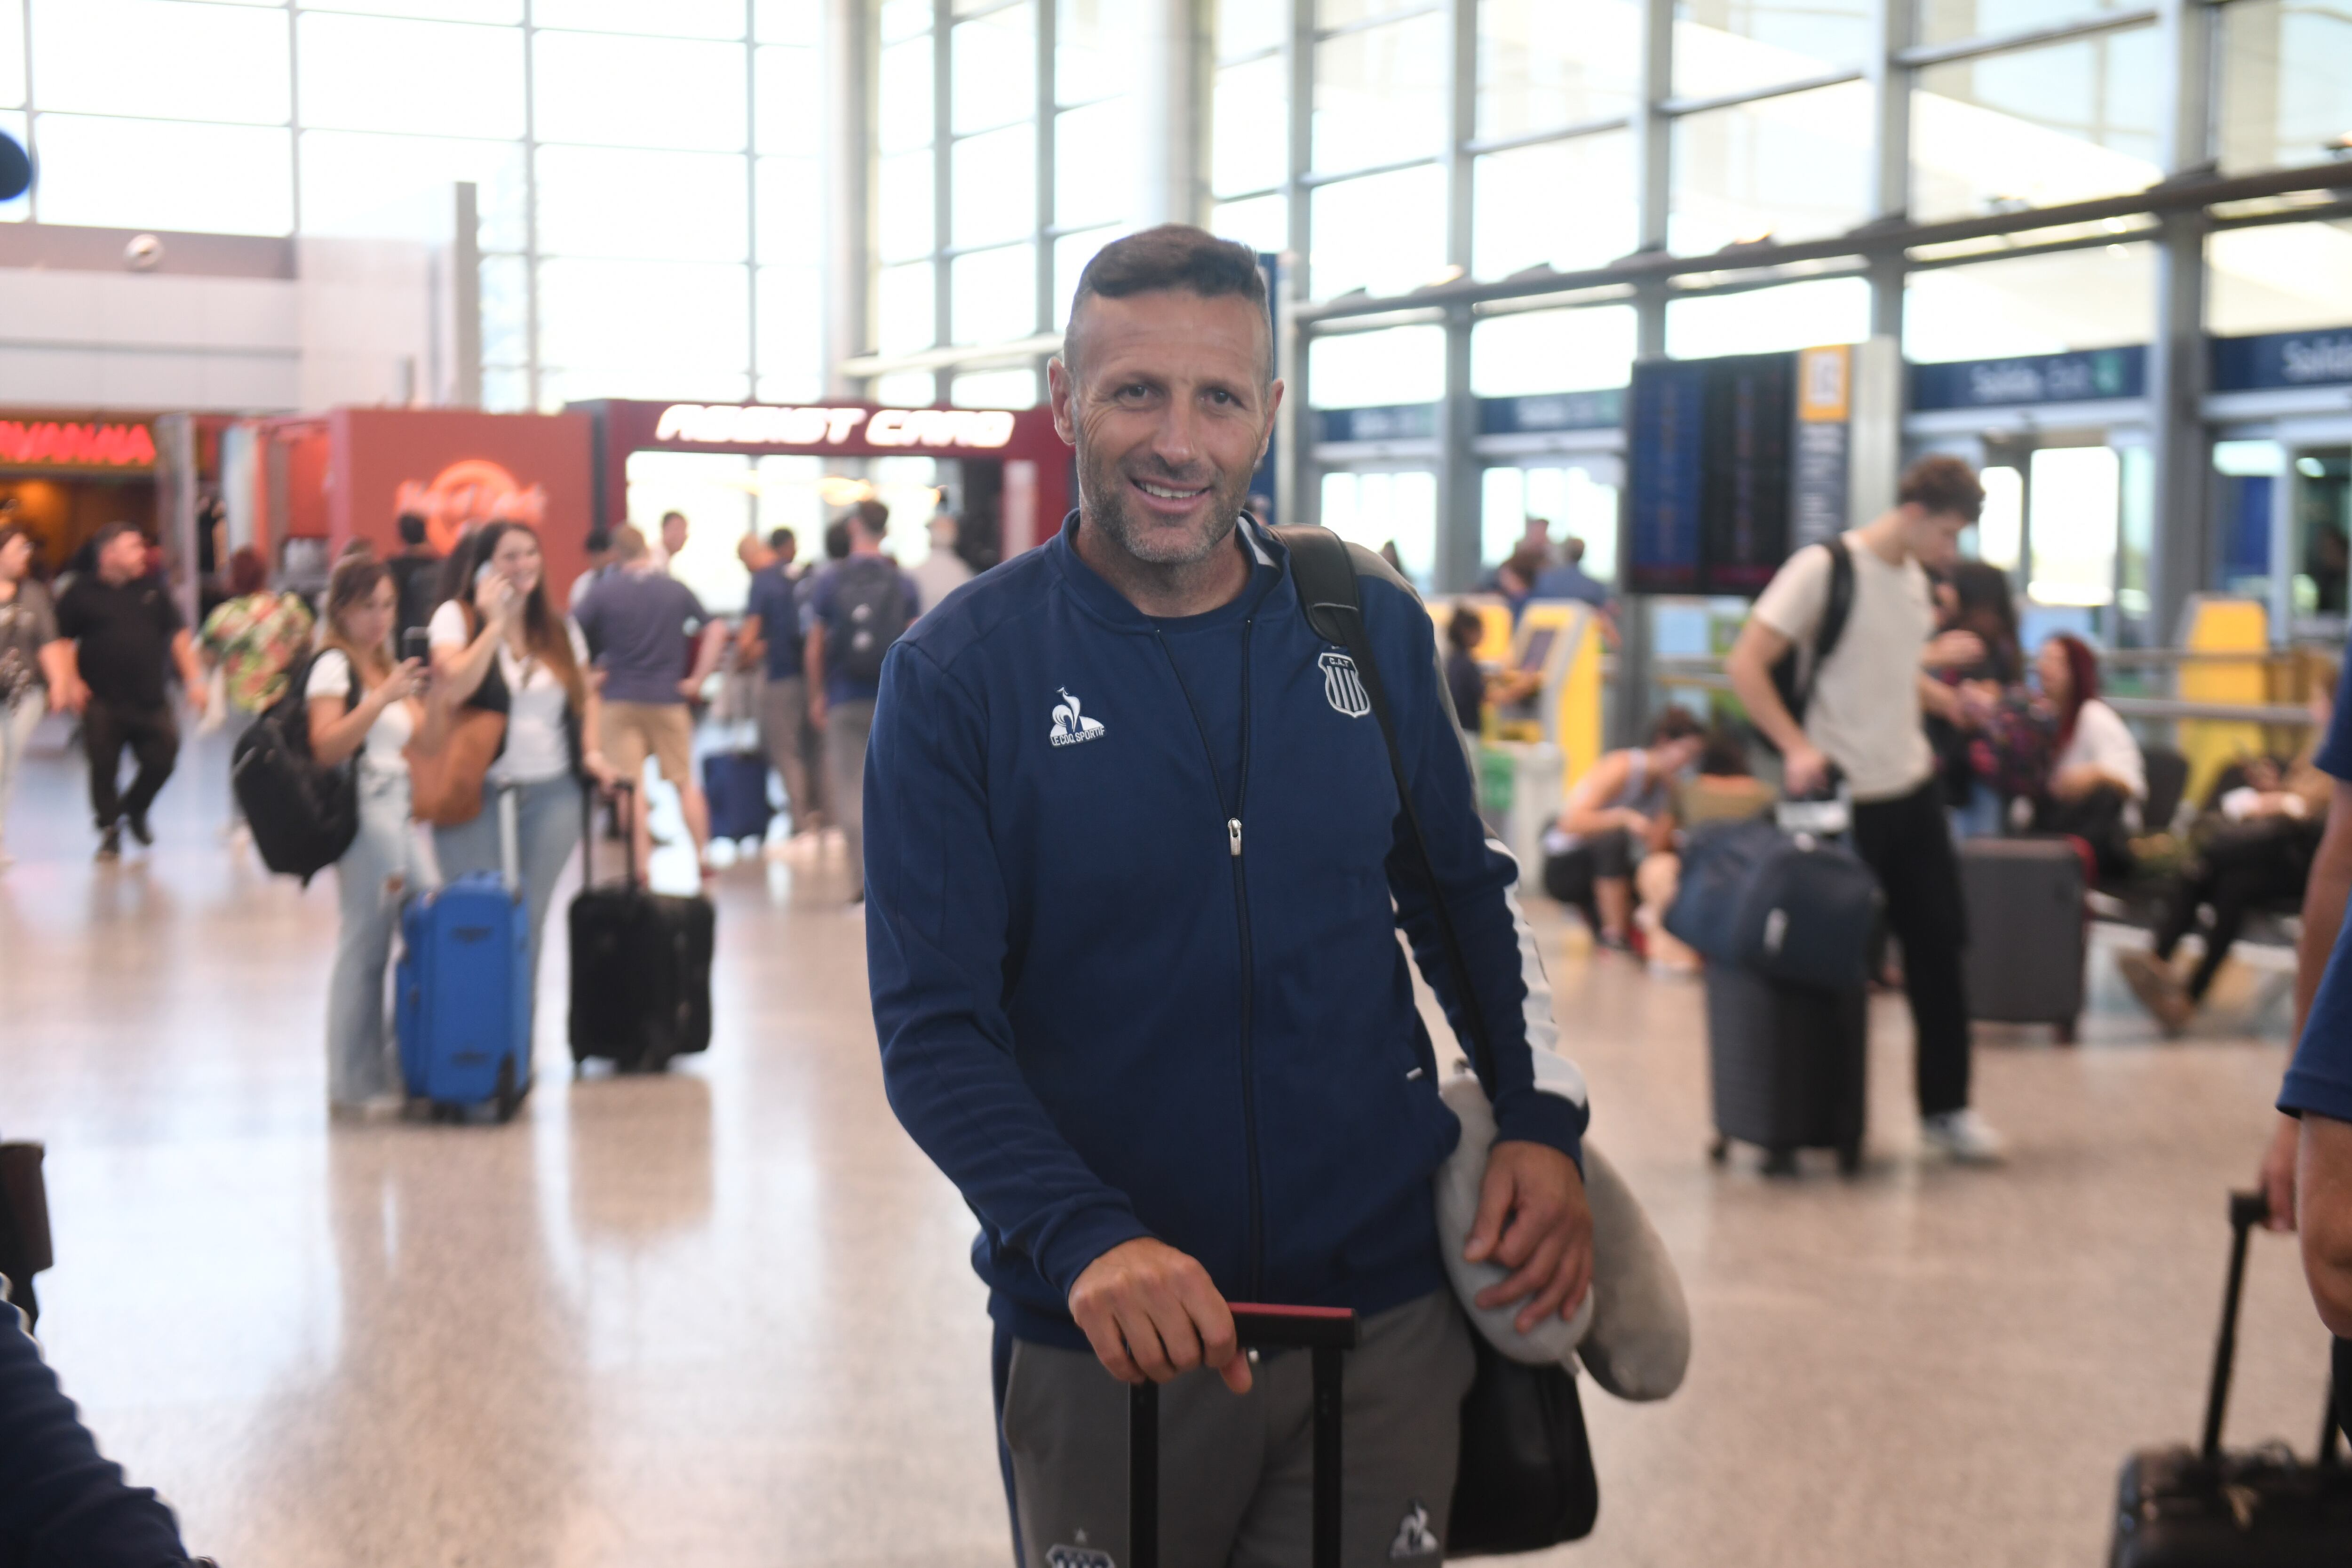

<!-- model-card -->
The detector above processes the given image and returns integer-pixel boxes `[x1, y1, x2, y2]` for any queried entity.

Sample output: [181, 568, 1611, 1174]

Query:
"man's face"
[1049, 289, 1282, 570]
[1904, 507, 1970, 572]
[99, 531, 147, 583]
[662, 514, 688, 555]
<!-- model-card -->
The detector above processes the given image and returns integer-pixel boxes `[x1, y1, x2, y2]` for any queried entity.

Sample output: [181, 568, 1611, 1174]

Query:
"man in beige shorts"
[573, 525, 730, 877]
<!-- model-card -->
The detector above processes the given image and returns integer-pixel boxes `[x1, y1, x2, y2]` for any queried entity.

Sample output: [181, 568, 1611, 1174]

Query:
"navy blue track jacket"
[866, 513, 1589, 1349]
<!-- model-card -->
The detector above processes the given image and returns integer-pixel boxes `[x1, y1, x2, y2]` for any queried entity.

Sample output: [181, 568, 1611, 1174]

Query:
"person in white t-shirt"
[2029, 633, 2145, 879]
[309, 557, 451, 1119]
[429, 522, 614, 1027]
[1726, 455, 2005, 1165]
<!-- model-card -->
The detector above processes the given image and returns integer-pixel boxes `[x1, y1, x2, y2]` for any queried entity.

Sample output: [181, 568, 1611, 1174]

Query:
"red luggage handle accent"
[1226, 1303, 1361, 1350]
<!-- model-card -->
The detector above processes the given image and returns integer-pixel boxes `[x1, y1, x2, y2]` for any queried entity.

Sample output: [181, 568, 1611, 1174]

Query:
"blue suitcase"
[701, 750, 772, 844]
[395, 790, 531, 1121]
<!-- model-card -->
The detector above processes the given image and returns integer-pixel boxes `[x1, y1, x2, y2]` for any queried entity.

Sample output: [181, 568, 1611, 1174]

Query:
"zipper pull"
[1227, 819, 1243, 858]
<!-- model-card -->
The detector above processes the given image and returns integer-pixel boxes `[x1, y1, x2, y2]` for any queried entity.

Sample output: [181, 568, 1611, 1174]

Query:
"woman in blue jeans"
[308, 557, 448, 1117]
[428, 522, 613, 1040]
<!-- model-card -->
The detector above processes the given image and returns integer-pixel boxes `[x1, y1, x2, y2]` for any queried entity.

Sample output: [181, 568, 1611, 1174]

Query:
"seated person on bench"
[2031, 634, 2145, 881]
[1541, 708, 1705, 951]
[1631, 729, 1776, 975]
[2121, 656, 2338, 1035]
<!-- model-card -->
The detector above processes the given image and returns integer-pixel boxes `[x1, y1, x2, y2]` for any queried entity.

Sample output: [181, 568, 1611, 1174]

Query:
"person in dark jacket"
[0, 1309, 210, 1565]
[865, 224, 1592, 1567]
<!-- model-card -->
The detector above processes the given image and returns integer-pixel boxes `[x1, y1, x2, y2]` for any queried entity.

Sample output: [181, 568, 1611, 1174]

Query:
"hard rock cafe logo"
[394, 459, 547, 557]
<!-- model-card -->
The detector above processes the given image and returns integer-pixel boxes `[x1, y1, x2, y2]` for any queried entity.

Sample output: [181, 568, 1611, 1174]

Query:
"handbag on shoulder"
[1277, 524, 1601, 1553]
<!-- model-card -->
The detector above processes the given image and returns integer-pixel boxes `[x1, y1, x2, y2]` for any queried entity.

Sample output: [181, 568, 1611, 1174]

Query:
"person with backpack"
[864, 225, 1596, 1564]
[804, 499, 919, 903]
[199, 546, 314, 843]
[305, 556, 449, 1119]
[573, 524, 731, 877]
[1724, 455, 2005, 1165]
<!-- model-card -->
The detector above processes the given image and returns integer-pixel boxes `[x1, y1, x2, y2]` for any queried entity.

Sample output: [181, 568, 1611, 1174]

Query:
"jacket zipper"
[1152, 619, 1264, 1299]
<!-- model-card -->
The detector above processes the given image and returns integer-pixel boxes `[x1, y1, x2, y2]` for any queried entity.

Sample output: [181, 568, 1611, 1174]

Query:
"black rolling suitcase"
[1130, 1305, 1359, 1568]
[1703, 963, 1867, 1175]
[1959, 836, 2086, 1042]
[2109, 1192, 2351, 1566]
[567, 784, 715, 1074]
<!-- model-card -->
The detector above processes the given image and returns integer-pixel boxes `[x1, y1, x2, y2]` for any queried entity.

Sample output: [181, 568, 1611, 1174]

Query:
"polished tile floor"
[1, 718, 2341, 1568]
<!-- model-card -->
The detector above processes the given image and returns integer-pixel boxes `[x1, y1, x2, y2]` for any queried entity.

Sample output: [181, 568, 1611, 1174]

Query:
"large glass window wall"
[0, 0, 826, 413]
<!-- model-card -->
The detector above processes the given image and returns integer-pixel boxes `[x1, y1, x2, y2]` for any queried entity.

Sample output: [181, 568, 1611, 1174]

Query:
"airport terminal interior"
[3, 0, 2352, 1565]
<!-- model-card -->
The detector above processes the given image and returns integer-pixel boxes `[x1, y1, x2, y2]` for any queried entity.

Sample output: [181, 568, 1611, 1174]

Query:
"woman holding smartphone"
[310, 556, 448, 1118]
[428, 522, 612, 1027]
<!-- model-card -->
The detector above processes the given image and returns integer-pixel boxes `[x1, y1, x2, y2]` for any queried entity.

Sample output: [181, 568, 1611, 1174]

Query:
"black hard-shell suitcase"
[567, 784, 715, 1074]
[1130, 1305, 1358, 1568]
[1703, 963, 1867, 1175]
[2109, 1192, 2351, 1565]
[1959, 836, 2086, 1041]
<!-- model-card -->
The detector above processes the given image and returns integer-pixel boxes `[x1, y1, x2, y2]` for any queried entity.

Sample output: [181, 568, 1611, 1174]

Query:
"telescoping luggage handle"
[2201, 1190, 2344, 1465]
[578, 779, 639, 891]
[1129, 1304, 1359, 1568]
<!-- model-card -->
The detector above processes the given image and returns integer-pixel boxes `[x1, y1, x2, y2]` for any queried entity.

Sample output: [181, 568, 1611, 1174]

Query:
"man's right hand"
[1067, 1237, 1251, 1394]
[1783, 741, 1831, 799]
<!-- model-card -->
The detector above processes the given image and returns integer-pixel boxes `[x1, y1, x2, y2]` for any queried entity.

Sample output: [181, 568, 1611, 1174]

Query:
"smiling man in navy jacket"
[865, 225, 1592, 1567]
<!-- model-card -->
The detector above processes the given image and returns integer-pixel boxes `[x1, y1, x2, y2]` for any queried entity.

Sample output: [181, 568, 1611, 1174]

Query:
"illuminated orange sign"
[394, 458, 547, 557]
[0, 420, 157, 470]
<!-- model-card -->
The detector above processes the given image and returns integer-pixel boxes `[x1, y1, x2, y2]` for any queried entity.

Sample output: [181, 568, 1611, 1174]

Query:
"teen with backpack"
[804, 499, 919, 903]
[1725, 456, 2005, 1165]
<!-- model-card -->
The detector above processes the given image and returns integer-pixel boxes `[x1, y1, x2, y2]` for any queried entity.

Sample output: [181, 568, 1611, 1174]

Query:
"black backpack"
[1764, 537, 1855, 733]
[828, 557, 911, 686]
[231, 650, 360, 886]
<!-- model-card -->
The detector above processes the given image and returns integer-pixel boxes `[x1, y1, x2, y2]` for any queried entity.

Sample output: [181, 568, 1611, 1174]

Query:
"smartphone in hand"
[401, 627, 432, 690]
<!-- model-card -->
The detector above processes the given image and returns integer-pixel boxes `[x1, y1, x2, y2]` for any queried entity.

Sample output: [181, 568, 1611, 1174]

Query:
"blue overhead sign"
[1910, 347, 2146, 411]
[2211, 328, 2352, 392]
[1479, 389, 1625, 435]
[1315, 403, 1438, 443]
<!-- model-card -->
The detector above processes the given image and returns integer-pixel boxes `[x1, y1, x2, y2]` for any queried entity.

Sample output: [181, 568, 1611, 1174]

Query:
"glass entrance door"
[2289, 446, 2351, 633]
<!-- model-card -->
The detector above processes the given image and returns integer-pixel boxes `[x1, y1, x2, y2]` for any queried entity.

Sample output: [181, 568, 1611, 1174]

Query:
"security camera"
[125, 233, 164, 271]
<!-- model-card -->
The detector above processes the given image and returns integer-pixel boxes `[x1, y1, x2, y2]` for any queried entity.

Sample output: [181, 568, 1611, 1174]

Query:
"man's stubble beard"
[1077, 441, 1257, 570]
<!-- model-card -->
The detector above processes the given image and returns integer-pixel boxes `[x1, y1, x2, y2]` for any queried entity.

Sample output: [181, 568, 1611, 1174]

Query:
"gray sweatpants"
[1001, 1290, 1473, 1568]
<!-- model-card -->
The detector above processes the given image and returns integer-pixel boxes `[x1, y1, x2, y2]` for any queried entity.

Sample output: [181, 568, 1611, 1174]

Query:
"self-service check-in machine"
[1477, 599, 1605, 875]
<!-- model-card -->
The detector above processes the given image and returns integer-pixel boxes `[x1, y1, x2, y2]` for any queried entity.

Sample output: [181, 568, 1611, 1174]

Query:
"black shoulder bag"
[1275, 524, 1599, 1555]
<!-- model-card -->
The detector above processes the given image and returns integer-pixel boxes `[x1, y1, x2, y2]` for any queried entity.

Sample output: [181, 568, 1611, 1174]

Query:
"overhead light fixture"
[2299, 456, 2327, 478]
[1719, 230, 1774, 251]
[2326, 133, 2352, 157]
[1420, 264, 1466, 288]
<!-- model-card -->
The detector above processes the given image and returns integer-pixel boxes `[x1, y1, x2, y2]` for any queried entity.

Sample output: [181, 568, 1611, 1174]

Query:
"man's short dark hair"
[824, 520, 851, 560]
[854, 498, 889, 536]
[1065, 223, 1270, 382]
[768, 526, 796, 554]
[92, 521, 139, 555]
[585, 527, 613, 555]
[397, 512, 427, 547]
[1899, 455, 1985, 524]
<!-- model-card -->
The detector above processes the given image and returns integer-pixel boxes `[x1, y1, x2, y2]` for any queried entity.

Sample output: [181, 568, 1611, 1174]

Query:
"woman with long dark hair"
[427, 521, 614, 1022]
[2033, 633, 2145, 878]
[310, 557, 447, 1116]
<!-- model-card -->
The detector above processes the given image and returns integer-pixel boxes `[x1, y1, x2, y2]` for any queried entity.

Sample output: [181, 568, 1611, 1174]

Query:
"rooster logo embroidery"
[1049, 687, 1106, 747]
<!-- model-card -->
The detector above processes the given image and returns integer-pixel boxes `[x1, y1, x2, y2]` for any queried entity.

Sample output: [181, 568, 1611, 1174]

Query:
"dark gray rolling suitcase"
[1959, 836, 2086, 1041]
[2109, 1192, 2351, 1565]
[1703, 964, 1867, 1176]
[1130, 1305, 1359, 1568]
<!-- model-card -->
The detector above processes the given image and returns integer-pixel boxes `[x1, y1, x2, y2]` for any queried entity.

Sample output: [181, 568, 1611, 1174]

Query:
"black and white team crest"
[1049, 687, 1107, 747]
[1388, 1500, 1441, 1559]
[1319, 652, 1371, 718]
[1046, 1545, 1115, 1568]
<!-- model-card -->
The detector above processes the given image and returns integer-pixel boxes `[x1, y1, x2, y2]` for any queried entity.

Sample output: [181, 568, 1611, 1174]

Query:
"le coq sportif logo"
[1049, 688, 1106, 748]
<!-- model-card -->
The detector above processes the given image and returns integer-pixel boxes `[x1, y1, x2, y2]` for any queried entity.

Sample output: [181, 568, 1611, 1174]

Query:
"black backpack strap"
[1788, 537, 1854, 720]
[1273, 524, 1500, 1092]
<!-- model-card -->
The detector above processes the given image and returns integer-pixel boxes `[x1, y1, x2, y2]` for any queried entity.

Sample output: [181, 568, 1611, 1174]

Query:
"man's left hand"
[1465, 1139, 1593, 1334]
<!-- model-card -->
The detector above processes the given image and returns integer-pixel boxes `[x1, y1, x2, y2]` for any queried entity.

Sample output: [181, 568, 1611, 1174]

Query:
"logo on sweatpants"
[1389, 1500, 1441, 1558]
[1046, 1545, 1115, 1568]
[1319, 652, 1372, 718]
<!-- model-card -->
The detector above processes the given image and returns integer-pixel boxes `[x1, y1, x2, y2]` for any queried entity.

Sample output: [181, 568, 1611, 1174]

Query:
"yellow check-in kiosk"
[1477, 599, 1604, 873]
[2174, 596, 2269, 803]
